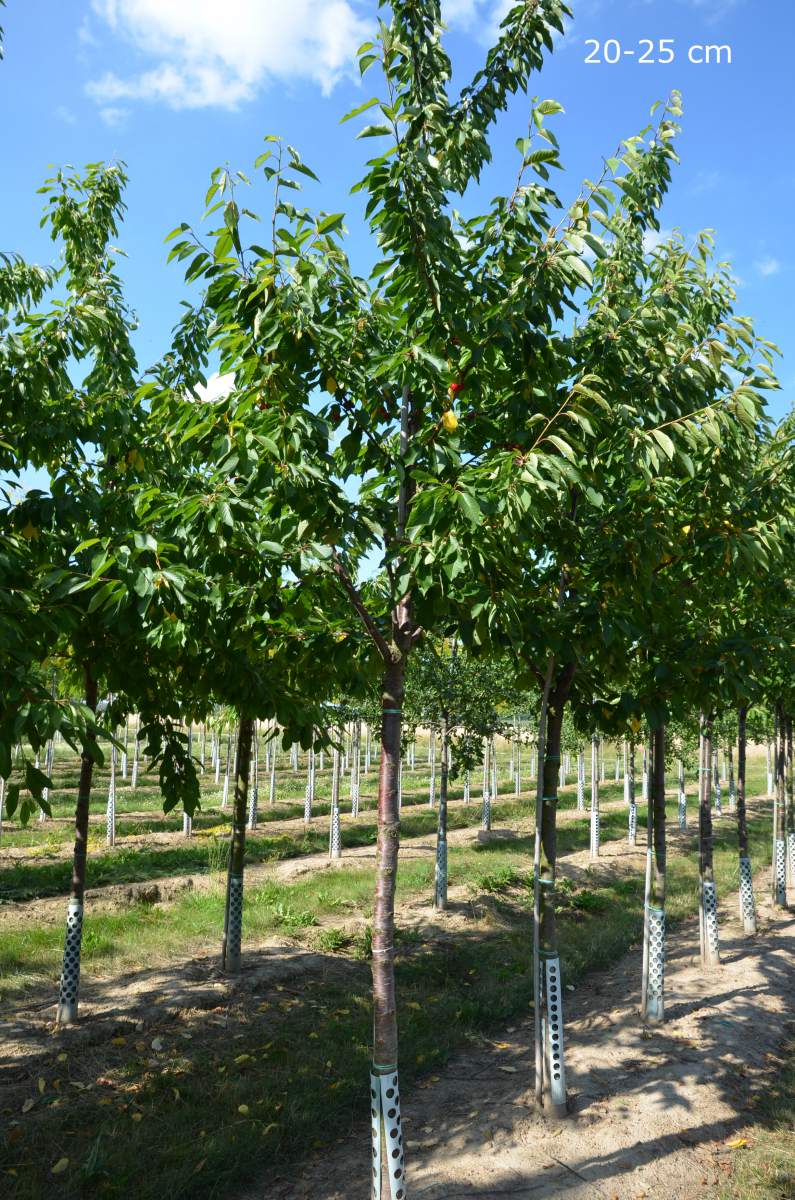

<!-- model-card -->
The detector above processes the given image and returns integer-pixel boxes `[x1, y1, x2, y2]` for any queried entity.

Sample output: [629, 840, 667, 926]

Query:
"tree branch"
[331, 551, 394, 664]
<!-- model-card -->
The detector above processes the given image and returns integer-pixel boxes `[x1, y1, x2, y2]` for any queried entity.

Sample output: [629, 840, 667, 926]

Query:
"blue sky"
[2, 0, 794, 432]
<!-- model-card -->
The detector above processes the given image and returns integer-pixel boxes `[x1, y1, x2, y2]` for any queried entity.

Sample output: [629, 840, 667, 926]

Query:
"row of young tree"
[3, 1, 794, 1194]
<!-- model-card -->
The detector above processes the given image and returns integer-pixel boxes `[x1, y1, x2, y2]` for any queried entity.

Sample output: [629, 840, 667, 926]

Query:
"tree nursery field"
[1, 2, 794, 1199]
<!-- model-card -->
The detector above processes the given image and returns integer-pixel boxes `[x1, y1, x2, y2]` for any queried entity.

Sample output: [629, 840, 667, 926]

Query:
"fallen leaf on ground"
[51, 1158, 69, 1175]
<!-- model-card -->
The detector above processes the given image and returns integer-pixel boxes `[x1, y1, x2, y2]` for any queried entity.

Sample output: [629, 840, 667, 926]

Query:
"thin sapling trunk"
[222, 716, 253, 973]
[57, 663, 98, 1025]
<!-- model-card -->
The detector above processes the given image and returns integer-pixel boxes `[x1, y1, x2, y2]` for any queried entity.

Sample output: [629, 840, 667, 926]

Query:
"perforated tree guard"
[248, 784, 258, 831]
[590, 807, 600, 858]
[788, 832, 795, 888]
[714, 778, 723, 817]
[183, 811, 192, 837]
[329, 804, 341, 859]
[463, 771, 470, 804]
[701, 880, 720, 965]
[678, 792, 687, 830]
[106, 775, 115, 846]
[576, 757, 585, 812]
[774, 838, 787, 905]
[57, 899, 84, 1024]
[370, 1067, 405, 1200]
[481, 789, 491, 832]
[728, 778, 736, 812]
[434, 834, 447, 909]
[542, 954, 567, 1112]
[643, 905, 665, 1023]
[225, 875, 244, 971]
[628, 801, 637, 845]
[739, 855, 756, 933]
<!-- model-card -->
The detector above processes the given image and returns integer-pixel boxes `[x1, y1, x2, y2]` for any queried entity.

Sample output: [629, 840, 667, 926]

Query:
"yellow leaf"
[325, 376, 338, 395]
[726, 1138, 748, 1149]
[406, 1001, 421, 1010]
[131, 1112, 143, 1122]
[38, 1078, 46, 1094]
[238, 1104, 249, 1115]
[21, 522, 40, 541]
[51, 1158, 69, 1175]
[56, 1053, 67, 1063]
[111, 1037, 127, 1047]
[22, 1099, 35, 1113]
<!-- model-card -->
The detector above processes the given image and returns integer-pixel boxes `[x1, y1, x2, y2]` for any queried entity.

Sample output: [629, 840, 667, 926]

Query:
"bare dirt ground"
[257, 896, 795, 1200]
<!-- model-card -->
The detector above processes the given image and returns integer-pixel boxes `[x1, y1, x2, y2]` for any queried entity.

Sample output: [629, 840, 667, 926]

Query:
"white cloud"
[78, 17, 99, 47]
[86, 0, 369, 111]
[755, 256, 781, 278]
[441, 0, 518, 42]
[195, 373, 234, 403]
[98, 105, 129, 127]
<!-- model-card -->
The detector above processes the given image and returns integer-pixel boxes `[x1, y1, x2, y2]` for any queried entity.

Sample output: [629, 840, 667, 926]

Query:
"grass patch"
[720, 1037, 795, 1200]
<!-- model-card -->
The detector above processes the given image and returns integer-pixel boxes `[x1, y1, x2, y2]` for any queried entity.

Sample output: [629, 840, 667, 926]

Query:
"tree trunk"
[641, 724, 667, 1022]
[329, 738, 342, 859]
[269, 736, 277, 806]
[222, 727, 232, 807]
[736, 706, 757, 934]
[222, 716, 253, 973]
[773, 709, 787, 905]
[786, 716, 794, 891]
[534, 664, 575, 1117]
[481, 737, 491, 831]
[428, 727, 436, 807]
[628, 737, 637, 844]
[57, 663, 98, 1025]
[370, 657, 406, 1199]
[590, 734, 600, 859]
[433, 713, 449, 910]
[248, 721, 259, 830]
[105, 735, 116, 846]
[698, 715, 720, 966]
[304, 745, 314, 824]
[576, 751, 585, 812]
[677, 757, 687, 829]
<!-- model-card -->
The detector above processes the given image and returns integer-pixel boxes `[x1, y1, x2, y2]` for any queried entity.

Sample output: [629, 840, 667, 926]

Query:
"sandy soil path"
[257, 896, 794, 1200]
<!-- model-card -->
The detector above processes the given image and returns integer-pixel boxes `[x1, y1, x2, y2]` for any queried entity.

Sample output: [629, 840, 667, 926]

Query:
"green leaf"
[341, 97, 379, 124]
